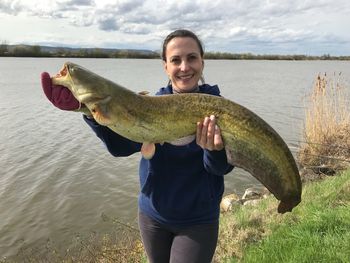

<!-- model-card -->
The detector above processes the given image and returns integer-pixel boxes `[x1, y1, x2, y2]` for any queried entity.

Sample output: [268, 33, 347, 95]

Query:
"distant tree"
[13, 46, 29, 56]
[31, 45, 41, 56]
[0, 41, 8, 56]
[321, 54, 331, 60]
[56, 47, 67, 57]
[89, 48, 109, 58]
[11, 45, 42, 57]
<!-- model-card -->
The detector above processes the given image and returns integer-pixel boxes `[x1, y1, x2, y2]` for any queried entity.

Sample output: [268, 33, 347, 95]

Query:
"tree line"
[0, 43, 159, 59]
[203, 51, 350, 61]
[0, 42, 349, 60]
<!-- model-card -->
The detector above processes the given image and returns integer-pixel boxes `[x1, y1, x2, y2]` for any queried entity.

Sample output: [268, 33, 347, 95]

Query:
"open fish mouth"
[54, 63, 69, 79]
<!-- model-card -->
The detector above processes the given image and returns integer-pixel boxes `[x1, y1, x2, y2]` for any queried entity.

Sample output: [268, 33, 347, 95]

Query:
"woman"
[41, 29, 234, 263]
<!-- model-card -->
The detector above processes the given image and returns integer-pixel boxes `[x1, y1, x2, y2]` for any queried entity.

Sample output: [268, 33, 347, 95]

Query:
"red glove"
[41, 72, 80, 110]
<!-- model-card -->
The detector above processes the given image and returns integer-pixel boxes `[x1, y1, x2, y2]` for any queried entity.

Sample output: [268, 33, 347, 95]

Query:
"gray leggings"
[138, 211, 219, 263]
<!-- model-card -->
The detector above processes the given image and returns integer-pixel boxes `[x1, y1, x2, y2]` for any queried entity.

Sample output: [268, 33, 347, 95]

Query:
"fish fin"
[90, 97, 112, 126]
[138, 91, 150, 95]
[141, 142, 155, 159]
[169, 135, 195, 146]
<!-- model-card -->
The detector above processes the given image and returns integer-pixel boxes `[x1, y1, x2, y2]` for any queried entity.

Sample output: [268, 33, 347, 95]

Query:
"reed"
[298, 73, 350, 175]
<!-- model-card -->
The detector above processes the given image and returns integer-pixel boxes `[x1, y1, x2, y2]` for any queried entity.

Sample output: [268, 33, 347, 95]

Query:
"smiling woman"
[40, 29, 303, 263]
[40, 29, 235, 263]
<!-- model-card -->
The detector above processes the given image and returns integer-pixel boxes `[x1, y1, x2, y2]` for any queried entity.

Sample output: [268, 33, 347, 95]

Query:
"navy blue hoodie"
[84, 84, 234, 226]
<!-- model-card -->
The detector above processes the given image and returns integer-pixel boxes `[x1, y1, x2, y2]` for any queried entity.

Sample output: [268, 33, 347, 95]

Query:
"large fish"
[51, 62, 302, 213]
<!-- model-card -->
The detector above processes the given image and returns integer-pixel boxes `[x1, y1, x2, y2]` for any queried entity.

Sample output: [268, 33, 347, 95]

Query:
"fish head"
[52, 62, 111, 103]
[52, 62, 116, 124]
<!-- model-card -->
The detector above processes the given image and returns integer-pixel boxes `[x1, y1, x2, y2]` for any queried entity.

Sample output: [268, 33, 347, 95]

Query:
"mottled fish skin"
[52, 62, 302, 213]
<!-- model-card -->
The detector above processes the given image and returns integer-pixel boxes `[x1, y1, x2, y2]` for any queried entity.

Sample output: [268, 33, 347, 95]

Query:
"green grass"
[216, 170, 350, 263]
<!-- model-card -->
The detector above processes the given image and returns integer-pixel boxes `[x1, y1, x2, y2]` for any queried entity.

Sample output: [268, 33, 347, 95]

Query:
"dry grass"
[298, 72, 350, 176]
[3, 219, 146, 263]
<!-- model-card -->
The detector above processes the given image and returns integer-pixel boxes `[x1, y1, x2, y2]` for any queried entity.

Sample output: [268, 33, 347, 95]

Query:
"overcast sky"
[1, 0, 349, 55]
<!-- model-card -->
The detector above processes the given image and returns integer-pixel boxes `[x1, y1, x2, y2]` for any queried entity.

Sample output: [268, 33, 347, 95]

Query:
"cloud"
[98, 17, 119, 31]
[0, 0, 24, 15]
[59, 0, 95, 6]
[113, 0, 144, 13]
[121, 23, 151, 34]
[0, 0, 349, 55]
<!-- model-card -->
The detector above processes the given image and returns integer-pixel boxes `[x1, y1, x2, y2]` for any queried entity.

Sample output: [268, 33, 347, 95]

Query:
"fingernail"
[210, 115, 215, 120]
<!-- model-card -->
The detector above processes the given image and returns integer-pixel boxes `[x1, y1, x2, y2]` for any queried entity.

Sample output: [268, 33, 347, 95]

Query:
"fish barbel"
[51, 62, 302, 213]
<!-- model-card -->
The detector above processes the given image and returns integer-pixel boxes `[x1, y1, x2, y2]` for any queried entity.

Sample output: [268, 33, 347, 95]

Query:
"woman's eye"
[170, 58, 181, 64]
[188, 55, 197, 61]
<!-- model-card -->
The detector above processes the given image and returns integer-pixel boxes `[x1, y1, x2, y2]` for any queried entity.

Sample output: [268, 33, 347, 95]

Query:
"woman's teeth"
[178, 74, 192, 80]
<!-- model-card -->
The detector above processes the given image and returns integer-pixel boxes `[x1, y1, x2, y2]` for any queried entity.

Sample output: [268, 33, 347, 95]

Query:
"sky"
[0, 0, 349, 56]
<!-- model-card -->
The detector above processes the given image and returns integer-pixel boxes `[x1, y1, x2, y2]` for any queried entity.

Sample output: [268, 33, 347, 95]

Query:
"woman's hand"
[41, 72, 80, 110]
[196, 115, 224, 151]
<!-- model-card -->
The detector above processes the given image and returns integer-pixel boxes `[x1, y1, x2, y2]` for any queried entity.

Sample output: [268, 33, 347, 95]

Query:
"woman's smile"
[177, 73, 194, 80]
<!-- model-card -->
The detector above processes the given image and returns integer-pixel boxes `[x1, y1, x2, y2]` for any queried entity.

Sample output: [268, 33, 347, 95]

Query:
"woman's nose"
[180, 60, 189, 71]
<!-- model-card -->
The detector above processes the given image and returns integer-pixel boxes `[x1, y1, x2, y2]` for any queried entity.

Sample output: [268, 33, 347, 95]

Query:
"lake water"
[1, 57, 349, 257]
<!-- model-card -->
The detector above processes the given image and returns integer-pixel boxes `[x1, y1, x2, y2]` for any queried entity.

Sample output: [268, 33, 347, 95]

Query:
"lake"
[0, 57, 349, 257]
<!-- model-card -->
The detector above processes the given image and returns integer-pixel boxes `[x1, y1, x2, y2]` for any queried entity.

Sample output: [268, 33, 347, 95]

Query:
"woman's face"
[163, 37, 204, 93]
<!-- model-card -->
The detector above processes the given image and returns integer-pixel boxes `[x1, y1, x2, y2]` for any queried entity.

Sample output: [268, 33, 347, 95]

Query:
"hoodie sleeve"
[83, 115, 141, 157]
[203, 149, 234, 176]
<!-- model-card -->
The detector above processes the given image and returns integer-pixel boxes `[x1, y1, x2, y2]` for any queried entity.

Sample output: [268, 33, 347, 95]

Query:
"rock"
[220, 193, 241, 212]
[242, 187, 270, 200]
[220, 187, 271, 212]
[241, 187, 270, 207]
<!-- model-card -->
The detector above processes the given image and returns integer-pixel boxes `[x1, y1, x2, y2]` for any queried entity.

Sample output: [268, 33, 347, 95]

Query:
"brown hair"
[161, 29, 204, 61]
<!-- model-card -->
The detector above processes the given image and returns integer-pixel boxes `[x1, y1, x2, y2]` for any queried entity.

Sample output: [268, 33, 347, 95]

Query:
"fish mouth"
[51, 63, 70, 86]
[54, 63, 69, 79]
